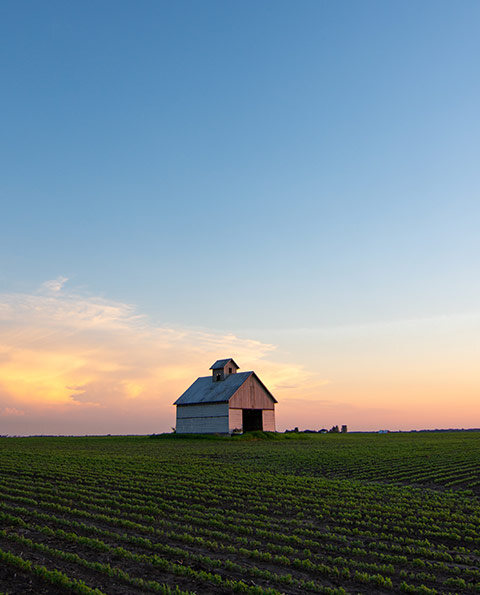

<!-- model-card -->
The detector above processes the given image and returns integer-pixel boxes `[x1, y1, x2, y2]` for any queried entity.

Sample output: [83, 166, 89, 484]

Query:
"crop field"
[0, 432, 479, 594]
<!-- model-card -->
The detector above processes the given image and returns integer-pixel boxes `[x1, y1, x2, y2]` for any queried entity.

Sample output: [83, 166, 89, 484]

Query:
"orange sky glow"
[0, 281, 479, 435]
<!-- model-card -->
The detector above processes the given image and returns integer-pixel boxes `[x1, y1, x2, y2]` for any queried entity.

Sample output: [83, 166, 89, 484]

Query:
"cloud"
[0, 407, 25, 417]
[41, 276, 69, 293]
[0, 281, 326, 434]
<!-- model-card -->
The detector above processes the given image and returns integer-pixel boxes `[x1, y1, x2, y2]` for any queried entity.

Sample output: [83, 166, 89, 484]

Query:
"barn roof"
[209, 358, 239, 370]
[174, 371, 277, 406]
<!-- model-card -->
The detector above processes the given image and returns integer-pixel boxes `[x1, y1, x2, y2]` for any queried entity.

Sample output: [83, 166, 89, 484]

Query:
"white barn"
[174, 358, 277, 434]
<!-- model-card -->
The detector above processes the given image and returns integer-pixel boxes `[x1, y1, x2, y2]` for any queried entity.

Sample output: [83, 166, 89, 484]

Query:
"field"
[0, 432, 479, 594]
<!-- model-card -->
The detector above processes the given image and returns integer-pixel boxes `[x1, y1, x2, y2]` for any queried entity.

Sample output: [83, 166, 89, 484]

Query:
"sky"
[1, 0, 479, 434]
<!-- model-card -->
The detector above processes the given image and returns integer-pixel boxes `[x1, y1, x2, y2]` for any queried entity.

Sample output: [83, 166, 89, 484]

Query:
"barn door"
[242, 409, 263, 432]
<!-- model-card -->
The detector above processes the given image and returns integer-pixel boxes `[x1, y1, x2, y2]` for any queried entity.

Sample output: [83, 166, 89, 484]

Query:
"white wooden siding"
[176, 403, 229, 434]
[176, 403, 228, 419]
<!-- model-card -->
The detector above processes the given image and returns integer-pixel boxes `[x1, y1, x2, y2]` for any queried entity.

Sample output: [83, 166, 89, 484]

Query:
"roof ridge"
[209, 358, 240, 370]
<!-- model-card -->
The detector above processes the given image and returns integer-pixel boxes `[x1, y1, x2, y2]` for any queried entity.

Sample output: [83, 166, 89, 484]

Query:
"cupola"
[209, 358, 239, 382]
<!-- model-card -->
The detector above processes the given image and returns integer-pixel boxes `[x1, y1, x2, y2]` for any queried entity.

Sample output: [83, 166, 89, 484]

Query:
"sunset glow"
[0, 279, 479, 435]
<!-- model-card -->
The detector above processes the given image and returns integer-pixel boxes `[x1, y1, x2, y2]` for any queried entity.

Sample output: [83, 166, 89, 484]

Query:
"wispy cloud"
[0, 407, 25, 417]
[40, 276, 69, 294]
[0, 279, 324, 434]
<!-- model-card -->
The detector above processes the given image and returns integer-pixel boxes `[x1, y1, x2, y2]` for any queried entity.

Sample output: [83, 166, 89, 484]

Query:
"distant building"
[174, 358, 277, 434]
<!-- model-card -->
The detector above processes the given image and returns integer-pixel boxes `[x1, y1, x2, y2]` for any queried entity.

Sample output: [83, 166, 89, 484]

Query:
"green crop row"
[0, 544, 106, 594]
[1, 433, 480, 594]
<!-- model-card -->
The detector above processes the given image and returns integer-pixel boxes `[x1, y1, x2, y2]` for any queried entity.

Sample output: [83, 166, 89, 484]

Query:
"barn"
[174, 358, 277, 434]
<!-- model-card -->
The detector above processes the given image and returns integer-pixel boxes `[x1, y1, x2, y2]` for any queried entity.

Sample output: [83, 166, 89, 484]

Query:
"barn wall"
[262, 409, 276, 432]
[229, 408, 243, 432]
[229, 375, 274, 410]
[176, 403, 229, 434]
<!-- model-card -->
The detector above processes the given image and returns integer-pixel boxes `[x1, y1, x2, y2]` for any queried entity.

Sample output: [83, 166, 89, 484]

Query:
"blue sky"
[1, 1, 479, 432]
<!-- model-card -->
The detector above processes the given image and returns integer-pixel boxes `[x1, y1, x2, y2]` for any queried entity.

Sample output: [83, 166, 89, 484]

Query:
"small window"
[229, 367, 232, 374]
[216, 374, 221, 381]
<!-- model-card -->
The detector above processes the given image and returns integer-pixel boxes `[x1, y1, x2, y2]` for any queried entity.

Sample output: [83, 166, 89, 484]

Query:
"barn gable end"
[229, 373, 275, 410]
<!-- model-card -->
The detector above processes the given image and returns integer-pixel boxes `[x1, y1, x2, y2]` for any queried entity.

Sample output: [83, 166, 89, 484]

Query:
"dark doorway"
[242, 409, 263, 432]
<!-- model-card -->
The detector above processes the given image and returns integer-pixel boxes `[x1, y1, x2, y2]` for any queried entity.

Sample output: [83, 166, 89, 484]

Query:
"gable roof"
[174, 371, 277, 406]
[209, 358, 239, 370]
